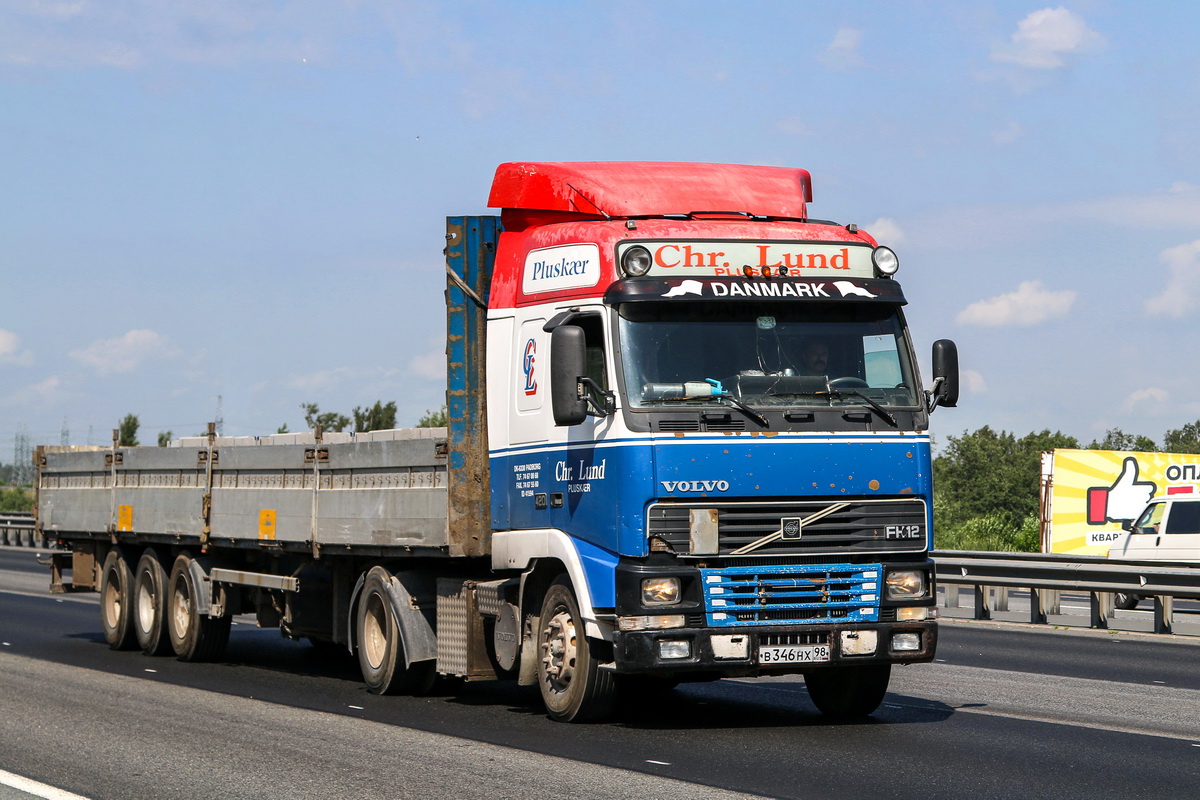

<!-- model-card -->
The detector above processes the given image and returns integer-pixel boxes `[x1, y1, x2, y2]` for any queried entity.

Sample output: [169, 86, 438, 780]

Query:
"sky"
[4, 0, 1200, 464]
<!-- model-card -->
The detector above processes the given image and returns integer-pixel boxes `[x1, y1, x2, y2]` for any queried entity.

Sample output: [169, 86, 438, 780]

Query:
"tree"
[353, 401, 397, 433]
[1162, 420, 1200, 454]
[933, 426, 1078, 551]
[118, 414, 140, 447]
[300, 403, 350, 433]
[157, 430, 173, 447]
[416, 406, 448, 428]
[1086, 428, 1157, 452]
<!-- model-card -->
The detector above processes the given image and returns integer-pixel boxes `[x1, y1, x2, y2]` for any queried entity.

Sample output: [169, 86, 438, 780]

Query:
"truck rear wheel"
[804, 663, 891, 718]
[355, 567, 434, 695]
[1114, 592, 1141, 610]
[536, 578, 616, 722]
[133, 549, 173, 656]
[100, 550, 137, 650]
[167, 554, 231, 662]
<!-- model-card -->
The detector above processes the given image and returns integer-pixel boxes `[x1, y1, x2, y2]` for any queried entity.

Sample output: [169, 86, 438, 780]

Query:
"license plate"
[758, 643, 830, 664]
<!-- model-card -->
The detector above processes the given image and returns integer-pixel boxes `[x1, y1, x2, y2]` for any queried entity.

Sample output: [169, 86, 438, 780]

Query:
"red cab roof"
[488, 161, 812, 219]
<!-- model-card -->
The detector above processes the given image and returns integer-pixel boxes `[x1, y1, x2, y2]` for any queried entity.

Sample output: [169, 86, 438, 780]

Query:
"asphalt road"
[2, 546, 1199, 799]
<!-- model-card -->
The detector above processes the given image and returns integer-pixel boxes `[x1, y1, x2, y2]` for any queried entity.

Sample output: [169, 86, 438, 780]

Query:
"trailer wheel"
[99, 550, 137, 650]
[356, 567, 434, 695]
[167, 554, 231, 662]
[133, 549, 173, 656]
[536, 577, 616, 722]
[1114, 592, 1141, 610]
[804, 664, 891, 718]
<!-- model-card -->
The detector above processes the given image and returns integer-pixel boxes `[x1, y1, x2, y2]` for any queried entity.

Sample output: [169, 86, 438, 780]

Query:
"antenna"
[215, 395, 224, 436]
[13, 424, 32, 485]
[61, 417, 69, 446]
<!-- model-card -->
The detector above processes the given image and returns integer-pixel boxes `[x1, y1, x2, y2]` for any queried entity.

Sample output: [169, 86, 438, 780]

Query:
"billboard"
[1042, 449, 1200, 555]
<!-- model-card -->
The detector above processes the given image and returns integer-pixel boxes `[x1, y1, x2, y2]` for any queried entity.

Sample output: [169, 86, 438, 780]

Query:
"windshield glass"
[618, 301, 920, 409]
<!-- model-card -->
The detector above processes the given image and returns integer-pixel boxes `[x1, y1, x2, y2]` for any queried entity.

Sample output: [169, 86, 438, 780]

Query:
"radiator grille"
[648, 498, 926, 557]
[701, 563, 881, 627]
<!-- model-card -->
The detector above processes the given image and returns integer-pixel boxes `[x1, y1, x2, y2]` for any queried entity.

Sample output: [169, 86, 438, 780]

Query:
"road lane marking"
[0, 768, 91, 800]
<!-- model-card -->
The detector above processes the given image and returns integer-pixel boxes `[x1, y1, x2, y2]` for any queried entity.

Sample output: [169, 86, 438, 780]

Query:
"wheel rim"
[362, 592, 388, 670]
[103, 572, 122, 629]
[172, 577, 191, 639]
[136, 576, 156, 635]
[540, 607, 578, 695]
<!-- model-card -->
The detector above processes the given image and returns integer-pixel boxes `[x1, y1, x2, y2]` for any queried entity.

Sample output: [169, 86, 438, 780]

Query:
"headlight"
[621, 245, 653, 277]
[641, 576, 681, 606]
[872, 246, 899, 277]
[886, 569, 926, 600]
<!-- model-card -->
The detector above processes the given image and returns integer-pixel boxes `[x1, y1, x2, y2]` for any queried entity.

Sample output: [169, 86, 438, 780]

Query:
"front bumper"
[614, 620, 937, 677]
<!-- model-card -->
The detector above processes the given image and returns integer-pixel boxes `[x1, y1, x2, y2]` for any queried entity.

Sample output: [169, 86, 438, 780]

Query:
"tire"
[1114, 592, 1141, 610]
[804, 664, 891, 718]
[167, 554, 231, 662]
[133, 549, 173, 656]
[536, 577, 616, 723]
[355, 566, 435, 695]
[99, 550, 137, 650]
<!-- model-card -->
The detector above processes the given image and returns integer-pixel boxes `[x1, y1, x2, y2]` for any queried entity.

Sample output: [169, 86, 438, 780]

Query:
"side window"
[576, 313, 608, 400]
[1165, 502, 1200, 535]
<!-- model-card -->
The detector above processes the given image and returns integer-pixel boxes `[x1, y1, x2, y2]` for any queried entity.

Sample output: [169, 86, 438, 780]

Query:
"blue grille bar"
[700, 563, 882, 627]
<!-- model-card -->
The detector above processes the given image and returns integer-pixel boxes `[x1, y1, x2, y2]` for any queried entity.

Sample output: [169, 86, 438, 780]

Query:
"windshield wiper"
[705, 379, 769, 427]
[828, 389, 897, 427]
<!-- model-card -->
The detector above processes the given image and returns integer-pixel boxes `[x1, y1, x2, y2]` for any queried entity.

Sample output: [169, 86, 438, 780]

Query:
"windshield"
[617, 301, 920, 409]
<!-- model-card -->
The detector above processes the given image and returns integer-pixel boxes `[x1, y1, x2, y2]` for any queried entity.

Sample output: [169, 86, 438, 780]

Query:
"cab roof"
[488, 161, 813, 219]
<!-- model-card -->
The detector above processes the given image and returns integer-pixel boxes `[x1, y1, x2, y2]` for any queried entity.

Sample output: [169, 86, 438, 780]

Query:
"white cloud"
[993, 120, 1024, 145]
[956, 281, 1076, 327]
[867, 218, 905, 246]
[1123, 387, 1170, 415]
[820, 27, 865, 71]
[0, 329, 35, 365]
[775, 118, 814, 136]
[1144, 239, 1200, 318]
[409, 346, 446, 381]
[69, 329, 180, 375]
[991, 7, 1106, 70]
[963, 369, 987, 394]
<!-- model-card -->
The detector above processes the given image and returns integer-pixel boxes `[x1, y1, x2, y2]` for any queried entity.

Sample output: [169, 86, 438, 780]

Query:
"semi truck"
[37, 161, 959, 722]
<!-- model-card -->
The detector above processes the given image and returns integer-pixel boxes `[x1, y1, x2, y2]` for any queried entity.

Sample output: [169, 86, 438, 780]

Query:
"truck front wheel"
[166, 554, 231, 662]
[355, 567, 434, 695]
[804, 663, 891, 718]
[100, 550, 137, 650]
[536, 578, 616, 722]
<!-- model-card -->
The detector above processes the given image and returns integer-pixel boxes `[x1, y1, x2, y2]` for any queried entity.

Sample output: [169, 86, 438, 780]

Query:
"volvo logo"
[781, 517, 802, 540]
[660, 480, 730, 493]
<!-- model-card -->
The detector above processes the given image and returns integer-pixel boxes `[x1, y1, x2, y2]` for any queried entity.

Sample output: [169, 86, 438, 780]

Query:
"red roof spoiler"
[488, 161, 812, 219]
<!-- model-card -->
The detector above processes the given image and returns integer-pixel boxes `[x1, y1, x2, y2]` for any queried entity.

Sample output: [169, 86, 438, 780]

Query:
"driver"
[799, 340, 830, 375]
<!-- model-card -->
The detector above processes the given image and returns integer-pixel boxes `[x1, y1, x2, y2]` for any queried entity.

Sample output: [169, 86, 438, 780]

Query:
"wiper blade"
[829, 389, 897, 427]
[702, 378, 768, 427]
[715, 393, 769, 427]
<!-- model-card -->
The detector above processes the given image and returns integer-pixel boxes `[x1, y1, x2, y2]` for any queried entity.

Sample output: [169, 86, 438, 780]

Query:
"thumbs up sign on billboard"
[1087, 457, 1156, 524]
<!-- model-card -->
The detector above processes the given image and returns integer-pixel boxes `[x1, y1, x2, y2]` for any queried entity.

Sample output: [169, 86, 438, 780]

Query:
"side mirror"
[1121, 519, 1134, 532]
[931, 339, 959, 409]
[551, 325, 588, 426]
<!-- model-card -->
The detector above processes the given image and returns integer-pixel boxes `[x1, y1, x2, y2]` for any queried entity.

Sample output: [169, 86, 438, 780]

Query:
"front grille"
[648, 498, 926, 557]
[701, 563, 881, 627]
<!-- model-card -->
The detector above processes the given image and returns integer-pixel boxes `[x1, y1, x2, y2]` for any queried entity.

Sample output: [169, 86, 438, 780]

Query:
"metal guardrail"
[932, 549, 1200, 635]
[0, 512, 40, 547]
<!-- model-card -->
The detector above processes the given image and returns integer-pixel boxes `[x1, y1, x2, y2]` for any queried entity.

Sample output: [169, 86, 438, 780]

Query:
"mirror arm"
[578, 377, 615, 417]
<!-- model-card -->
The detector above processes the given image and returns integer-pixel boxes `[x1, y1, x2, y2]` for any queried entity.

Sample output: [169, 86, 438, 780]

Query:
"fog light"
[618, 615, 685, 631]
[872, 246, 899, 276]
[641, 576, 681, 606]
[621, 245, 654, 276]
[892, 632, 921, 652]
[658, 639, 691, 660]
[896, 607, 928, 621]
